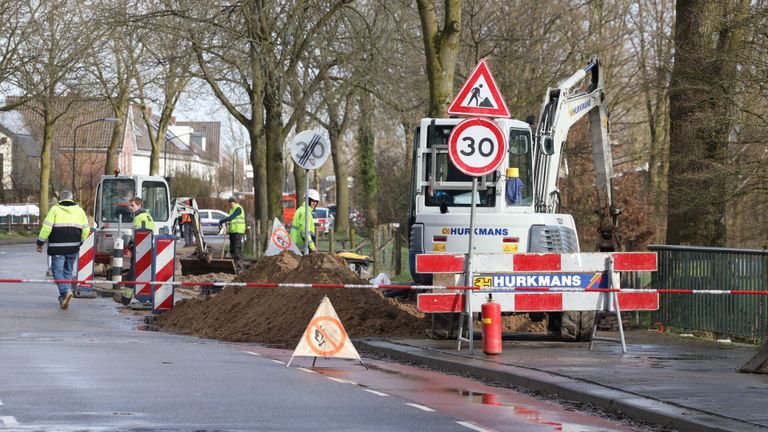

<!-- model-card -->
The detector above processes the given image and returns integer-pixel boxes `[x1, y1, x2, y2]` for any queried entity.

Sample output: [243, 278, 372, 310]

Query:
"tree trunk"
[667, 0, 748, 246]
[104, 92, 130, 175]
[38, 122, 54, 218]
[416, 0, 462, 117]
[358, 92, 378, 271]
[330, 127, 349, 234]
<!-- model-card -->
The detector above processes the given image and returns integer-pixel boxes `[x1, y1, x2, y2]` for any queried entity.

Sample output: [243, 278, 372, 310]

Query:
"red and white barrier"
[416, 252, 658, 274]
[152, 236, 176, 313]
[414, 252, 660, 315]
[133, 229, 154, 302]
[74, 231, 95, 297]
[417, 291, 659, 313]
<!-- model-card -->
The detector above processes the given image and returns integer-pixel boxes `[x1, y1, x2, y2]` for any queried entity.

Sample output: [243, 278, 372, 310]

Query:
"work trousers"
[229, 233, 244, 273]
[50, 253, 78, 301]
[183, 222, 194, 246]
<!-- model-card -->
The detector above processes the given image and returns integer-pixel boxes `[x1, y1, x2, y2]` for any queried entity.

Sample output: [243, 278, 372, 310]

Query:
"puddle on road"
[450, 388, 617, 431]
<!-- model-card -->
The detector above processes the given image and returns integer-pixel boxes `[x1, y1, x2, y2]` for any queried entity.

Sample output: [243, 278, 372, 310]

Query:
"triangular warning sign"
[265, 218, 301, 256]
[448, 59, 510, 118]
[287, 296, 363, 367]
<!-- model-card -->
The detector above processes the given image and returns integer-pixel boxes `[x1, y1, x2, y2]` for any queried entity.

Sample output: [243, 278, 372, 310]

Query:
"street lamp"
[72, 117, 118, 200]
[232, 144, 249, 196]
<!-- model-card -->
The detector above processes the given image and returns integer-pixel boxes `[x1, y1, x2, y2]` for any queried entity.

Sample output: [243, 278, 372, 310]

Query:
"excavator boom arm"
[534, 58, 620, 251]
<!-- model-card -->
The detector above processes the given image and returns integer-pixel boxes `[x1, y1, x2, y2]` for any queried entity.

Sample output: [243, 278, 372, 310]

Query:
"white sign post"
[289, 131, 331, 255]
[447, 117, 507, 352]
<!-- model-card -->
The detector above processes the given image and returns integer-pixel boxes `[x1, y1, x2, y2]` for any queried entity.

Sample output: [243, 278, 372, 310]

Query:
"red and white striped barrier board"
[133, 229, 153, 302]
[415, 252, 657, 274]
[152, 236, 176, 313]
[75, 231, 95, 294]
[417, 291, 659, 313]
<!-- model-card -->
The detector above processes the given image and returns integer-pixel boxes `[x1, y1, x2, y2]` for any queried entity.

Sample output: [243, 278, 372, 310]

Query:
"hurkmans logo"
[569, 99, 592, 117]
[441, 227, 509, 236]
[473, 273, 608, 289]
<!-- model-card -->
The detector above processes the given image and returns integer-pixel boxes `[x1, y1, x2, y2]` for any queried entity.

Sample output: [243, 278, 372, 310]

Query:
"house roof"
[4, 97, 117, 153]
[0, 98, 219, 164]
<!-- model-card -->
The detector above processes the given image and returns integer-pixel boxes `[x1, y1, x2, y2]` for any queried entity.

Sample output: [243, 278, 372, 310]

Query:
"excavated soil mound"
[156, 252, 431, 347]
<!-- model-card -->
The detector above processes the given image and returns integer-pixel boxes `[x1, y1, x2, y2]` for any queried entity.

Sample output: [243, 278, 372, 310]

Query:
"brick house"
[0, 98, 220, 206]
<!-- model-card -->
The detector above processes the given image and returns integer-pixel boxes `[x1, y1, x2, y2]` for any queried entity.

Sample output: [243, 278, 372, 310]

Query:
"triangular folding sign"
[265, 218, 301, 256]
[287, 296, 362, 367]
[448, 59, 510, 118]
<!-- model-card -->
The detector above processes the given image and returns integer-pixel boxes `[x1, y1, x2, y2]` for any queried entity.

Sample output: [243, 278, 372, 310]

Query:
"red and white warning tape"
[1, 278, 767, 295]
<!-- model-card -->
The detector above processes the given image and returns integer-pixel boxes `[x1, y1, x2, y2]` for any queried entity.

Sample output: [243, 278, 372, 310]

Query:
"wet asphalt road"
[0, 242, 653, 431]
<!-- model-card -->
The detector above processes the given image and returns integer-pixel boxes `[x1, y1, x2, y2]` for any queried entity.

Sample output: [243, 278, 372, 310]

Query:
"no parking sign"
[265, 218, 301, 256]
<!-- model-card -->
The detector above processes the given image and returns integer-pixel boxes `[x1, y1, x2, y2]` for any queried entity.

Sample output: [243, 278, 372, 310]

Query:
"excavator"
[408, 57, 622, 341]
[92, 174, 236, 278]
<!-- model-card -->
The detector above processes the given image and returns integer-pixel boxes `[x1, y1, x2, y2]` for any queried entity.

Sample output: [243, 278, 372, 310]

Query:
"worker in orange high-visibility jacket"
[35, 190, 90, 310]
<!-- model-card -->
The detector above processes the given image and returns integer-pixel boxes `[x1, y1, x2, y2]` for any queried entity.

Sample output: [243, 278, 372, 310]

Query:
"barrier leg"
[589, 257, 627, 353]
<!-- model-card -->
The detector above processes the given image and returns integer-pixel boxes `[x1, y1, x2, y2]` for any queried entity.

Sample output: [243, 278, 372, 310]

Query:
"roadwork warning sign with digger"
[287, 296, 363, 367]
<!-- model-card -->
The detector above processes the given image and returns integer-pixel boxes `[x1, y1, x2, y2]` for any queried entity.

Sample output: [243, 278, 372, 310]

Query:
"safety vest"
[290, 204, 315, 252]
[37, 200, 90, 255]
[133, 209, 156, 233]
[228, 203, 246, 234]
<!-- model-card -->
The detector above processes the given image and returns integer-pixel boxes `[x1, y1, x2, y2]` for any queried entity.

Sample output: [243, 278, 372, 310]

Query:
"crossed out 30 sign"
[448, 118, 507, 177]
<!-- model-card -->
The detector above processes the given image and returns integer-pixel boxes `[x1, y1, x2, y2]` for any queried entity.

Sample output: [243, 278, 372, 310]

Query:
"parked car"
[198, 209, 229, 235]
[312, 207, 334, 235]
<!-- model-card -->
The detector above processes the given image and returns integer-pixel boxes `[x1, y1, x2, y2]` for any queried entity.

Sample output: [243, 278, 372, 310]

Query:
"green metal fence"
[649, 245, 768, 341]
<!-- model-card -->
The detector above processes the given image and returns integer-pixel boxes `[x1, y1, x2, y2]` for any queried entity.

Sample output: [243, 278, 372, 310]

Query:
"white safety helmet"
[307, 189, 320, 202]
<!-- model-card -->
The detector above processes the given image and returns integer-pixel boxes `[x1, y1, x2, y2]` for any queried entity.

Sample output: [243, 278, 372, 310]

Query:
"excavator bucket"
[739, 338, 768, 374]
[179, 256, 237, 275]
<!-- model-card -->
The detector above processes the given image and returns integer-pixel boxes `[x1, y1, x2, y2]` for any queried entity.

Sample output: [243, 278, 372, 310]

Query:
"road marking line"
[270, 359, 285, 365]
[363, 389, 389, 397]
[0, 399, 3, 405]
[456, 421, 492, 432]
[405, 403, 435, 412]
[1, 416, 18, 426]
[326, 377, 356, 385]
[297, 367, 317, 374]
[243, 351, 261, 356]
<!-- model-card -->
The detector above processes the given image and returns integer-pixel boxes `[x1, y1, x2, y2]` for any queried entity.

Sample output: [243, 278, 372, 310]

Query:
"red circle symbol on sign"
[271, 227, 291, 250]
[447, 117, 507, 176]
[305, 316, 347, 356]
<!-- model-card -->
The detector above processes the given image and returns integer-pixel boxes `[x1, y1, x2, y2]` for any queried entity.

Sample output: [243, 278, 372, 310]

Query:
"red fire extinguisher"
[482, 294, 502, 355]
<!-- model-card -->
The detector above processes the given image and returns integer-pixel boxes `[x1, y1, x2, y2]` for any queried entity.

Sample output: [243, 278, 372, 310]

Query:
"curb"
[0, 237, 37, 246]
[357, 339, 767, 432]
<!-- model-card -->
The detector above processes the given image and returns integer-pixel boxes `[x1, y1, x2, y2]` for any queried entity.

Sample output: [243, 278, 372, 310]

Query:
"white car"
[198, 209, 229, 235]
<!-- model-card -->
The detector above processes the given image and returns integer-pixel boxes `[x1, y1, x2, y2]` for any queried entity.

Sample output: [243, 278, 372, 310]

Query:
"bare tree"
[87, 0, 142, 175]
[12, 0, 98, 216]
[129, 3, 193, 176]
[188, 0, 352, 245]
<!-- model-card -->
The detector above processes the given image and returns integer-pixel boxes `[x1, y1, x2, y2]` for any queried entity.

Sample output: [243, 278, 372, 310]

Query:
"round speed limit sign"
[448, 118, 507, 176]
[289, 130, 331, 170]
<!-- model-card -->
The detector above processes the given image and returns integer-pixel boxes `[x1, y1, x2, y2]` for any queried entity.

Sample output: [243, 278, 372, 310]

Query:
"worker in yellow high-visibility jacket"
[219, 196, 246, 273]
[291, 189, 320, 254]
[35, 190, 90, 310]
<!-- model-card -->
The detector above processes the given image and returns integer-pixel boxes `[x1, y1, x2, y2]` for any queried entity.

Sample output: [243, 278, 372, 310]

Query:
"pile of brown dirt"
[156, 252, 431, 348]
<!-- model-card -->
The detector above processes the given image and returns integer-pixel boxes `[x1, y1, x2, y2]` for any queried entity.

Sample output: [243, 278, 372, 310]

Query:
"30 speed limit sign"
[448, 118, 507, 176]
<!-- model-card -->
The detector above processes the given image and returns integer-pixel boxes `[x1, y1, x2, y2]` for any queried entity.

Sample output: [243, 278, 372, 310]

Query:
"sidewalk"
[358, 330, 768, 432]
